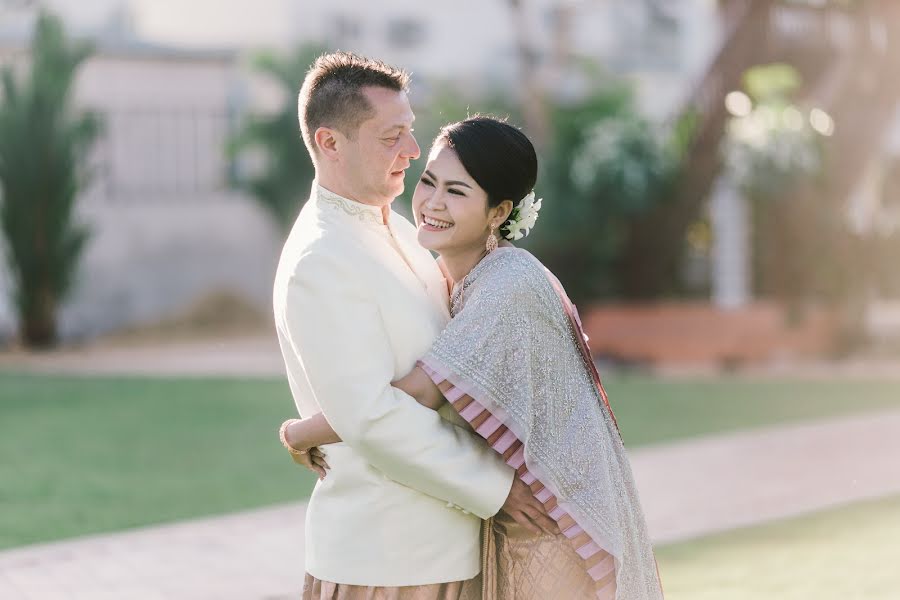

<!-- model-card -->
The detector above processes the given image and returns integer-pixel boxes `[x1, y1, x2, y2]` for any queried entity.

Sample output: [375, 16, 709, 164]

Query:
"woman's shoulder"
[484, 246, 547, 274]
[477, 248, 555, 298]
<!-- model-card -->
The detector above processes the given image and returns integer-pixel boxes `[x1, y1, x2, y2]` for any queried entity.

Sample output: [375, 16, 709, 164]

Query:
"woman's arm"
[392, 366, 446, 411]
[284, 413, 342, 451]
[284, 367, 446, 452]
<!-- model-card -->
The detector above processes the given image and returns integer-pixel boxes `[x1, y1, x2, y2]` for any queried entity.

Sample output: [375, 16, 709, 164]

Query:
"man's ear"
[314, 127, 341, 161]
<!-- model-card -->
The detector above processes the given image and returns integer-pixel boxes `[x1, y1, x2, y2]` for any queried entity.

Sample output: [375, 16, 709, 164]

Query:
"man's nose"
[404, 131, 421, 160]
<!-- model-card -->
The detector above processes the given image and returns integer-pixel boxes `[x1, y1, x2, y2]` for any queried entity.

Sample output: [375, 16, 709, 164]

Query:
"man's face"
[339, 87, 420, 206]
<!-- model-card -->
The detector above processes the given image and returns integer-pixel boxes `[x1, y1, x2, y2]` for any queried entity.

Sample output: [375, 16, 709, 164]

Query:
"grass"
[656, 495, 900, 599]
[605, 375, 900, 446]
[1, 372, 899, 549]
[0, 374, 314, 550]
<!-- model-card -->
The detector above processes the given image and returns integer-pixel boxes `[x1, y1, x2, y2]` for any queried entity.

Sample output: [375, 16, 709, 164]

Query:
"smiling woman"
[411, 116, 537, 284]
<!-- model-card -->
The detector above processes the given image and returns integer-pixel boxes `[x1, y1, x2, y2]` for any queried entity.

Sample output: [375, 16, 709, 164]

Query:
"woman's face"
[412, 143, 502, 254]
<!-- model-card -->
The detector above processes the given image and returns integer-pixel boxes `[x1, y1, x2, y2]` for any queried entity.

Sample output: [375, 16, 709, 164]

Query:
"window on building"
[387, 18, 426, 50]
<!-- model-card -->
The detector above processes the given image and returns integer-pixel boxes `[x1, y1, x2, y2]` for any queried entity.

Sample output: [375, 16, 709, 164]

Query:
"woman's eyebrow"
[424, 169, 472, 189]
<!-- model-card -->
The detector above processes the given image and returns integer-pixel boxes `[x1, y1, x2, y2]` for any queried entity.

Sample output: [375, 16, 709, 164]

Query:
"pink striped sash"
[417, 361, 617, 599]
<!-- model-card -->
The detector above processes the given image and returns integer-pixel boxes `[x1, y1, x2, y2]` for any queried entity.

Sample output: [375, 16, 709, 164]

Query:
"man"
[273, 52, 554, 598]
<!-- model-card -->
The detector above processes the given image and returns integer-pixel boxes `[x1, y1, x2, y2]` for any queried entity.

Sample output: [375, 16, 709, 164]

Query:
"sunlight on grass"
[657, 495, 900, 600]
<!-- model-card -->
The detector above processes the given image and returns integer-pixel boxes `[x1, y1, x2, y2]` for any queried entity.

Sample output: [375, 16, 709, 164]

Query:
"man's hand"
[290, 446, 330, 480]
[499, 477, 559, 536]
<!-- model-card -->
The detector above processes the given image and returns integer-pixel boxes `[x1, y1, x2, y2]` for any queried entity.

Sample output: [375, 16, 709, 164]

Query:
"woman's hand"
[279, 417, 334, 480]
[290, 446, 330, 480]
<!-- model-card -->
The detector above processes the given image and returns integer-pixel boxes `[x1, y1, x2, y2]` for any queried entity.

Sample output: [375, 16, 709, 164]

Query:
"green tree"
[528, 82, 691, 304]
[0, 12, 101, 347]
[228, 46, 322, 233]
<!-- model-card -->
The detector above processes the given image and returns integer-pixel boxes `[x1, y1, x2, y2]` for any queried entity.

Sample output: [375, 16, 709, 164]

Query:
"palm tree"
[0, 12, 101, 348]
[228, 46, 322, 233]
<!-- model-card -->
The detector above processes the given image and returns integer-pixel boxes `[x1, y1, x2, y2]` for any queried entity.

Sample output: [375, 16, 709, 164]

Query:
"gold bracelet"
[279, 419, 308, 456]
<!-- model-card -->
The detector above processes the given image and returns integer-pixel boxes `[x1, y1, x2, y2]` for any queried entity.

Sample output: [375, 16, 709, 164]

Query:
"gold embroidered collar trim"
[316, 184, 385, 227]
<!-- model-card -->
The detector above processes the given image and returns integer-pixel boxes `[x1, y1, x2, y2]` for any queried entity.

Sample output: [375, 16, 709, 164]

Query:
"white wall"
[0, 47, 284, 341]
[58, 193, 281, 339]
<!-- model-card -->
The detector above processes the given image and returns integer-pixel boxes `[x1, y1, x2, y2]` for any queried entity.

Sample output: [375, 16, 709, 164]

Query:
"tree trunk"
[21, 282, 57, 348]
[506, 0, 550, 149]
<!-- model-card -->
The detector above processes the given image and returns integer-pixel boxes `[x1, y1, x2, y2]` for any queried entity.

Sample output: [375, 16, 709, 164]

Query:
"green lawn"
[1, 372, 899, 549]
[606, 375, 900, 446]
[657, 495, 900, 599]
[0, 374, 315, 550]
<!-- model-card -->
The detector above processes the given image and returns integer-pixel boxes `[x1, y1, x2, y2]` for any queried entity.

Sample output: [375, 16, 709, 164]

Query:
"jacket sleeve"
[279, 253, 514, 519]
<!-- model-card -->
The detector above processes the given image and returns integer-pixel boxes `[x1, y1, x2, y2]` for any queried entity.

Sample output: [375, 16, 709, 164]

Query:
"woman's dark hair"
[435, 116, 538, 230]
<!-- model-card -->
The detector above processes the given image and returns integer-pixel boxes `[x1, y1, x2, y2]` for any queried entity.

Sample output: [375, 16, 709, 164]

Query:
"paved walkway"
[2, 335, 900, 380]
[2, 409, 899, 600]
[0, 336, 286, 378]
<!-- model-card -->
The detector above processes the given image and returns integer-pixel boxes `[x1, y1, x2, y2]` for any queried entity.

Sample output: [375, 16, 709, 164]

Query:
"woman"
[280, 117, 664, 600]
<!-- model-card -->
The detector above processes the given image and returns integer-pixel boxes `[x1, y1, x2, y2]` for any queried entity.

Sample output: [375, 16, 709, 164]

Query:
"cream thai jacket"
[273, 184, 514, 586]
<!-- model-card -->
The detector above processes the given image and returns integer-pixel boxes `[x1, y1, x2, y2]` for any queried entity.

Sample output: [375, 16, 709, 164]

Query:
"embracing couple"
[273, 51, 664, 600]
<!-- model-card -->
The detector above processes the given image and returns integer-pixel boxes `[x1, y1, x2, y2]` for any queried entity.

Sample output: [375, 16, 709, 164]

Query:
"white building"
[286, 0, 721, 119]
[0, 30, 282, 341]
[0, 0, 730, 342]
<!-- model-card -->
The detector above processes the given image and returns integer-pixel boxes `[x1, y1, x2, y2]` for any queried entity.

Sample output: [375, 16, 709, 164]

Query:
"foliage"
[723, 64, 826, 197]
[742, 62, 801, 101]
[0, 12, 101, 347]
[227, 45, 322, 233]
[721, 64, 846, 313]
[526, 81, 691, 304]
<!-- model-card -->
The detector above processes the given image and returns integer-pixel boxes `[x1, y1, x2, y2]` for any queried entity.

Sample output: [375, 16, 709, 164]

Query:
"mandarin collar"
[314, 182, 389, 228]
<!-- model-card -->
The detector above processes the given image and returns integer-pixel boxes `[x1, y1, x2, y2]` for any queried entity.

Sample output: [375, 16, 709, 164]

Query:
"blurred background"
[1, 1, 899, 599]
[0, 0, 899, 357]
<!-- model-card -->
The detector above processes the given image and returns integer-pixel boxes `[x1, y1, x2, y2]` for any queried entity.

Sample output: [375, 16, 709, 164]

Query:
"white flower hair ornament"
[502, 191, 542, 241]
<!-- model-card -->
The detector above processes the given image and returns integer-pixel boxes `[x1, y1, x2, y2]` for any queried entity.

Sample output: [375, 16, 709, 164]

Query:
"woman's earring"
[486, 222, 499, 254]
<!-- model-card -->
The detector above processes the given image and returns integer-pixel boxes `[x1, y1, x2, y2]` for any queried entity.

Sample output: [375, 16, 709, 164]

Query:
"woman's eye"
[421, 178, 434, 187]
[448, 189, 465, 196]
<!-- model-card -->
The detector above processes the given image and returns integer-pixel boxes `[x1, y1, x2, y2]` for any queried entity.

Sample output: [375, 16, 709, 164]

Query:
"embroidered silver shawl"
[424, 248, 663, 600]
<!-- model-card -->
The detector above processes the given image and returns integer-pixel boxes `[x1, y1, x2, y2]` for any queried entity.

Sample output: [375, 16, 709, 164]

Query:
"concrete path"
[0, 336, 286, 378]
[2, 409, 899, 599]
[2, 335, 900, 380]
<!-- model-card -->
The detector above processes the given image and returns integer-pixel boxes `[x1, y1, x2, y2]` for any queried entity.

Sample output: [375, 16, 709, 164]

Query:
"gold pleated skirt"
[482, 512, 601, 600]
[302, 511, 607, 600]
[301, 574, 482, 600]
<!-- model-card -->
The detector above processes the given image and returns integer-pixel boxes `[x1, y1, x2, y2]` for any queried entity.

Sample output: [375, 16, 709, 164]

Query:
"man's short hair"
[298, 51, 410, 156]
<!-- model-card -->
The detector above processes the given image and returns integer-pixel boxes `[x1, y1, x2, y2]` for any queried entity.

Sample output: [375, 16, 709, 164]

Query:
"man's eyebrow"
[382, 119, 415, 134]
[424, 170, 472, 189]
